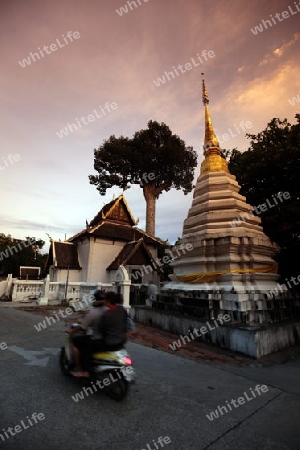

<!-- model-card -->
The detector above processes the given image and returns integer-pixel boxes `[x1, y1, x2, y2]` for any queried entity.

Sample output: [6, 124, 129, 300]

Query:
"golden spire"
[202, 76, 220, 154]
[200, 74, 229, 176]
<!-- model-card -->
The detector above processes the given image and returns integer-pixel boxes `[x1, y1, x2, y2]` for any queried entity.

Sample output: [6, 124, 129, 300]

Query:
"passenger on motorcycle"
[68, 289, 107, 378]
[69, 291, 129, 378]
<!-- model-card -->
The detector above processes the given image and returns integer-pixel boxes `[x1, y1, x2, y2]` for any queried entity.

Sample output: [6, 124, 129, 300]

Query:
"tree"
[226, 114, 300, 280]
[89, 120, 197, 236]
[0, 234, 47, 278]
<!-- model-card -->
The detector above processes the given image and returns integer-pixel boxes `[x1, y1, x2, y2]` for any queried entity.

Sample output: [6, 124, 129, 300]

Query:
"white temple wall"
[87, 238, 124, 283]
[54, 269, 82, 283]
[76, 238, 90, 282]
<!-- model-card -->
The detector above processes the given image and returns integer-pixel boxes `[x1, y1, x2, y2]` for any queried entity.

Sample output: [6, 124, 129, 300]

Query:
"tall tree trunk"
[143, 182, 170, 236]
[143, 183, 156, 236]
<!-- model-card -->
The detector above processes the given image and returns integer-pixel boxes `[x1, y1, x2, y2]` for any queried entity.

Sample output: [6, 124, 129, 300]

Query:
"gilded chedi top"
[200, 77, 229, 175]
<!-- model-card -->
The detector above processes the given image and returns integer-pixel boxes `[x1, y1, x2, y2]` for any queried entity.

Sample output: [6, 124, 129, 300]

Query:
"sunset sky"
[0, 0, 299, 250]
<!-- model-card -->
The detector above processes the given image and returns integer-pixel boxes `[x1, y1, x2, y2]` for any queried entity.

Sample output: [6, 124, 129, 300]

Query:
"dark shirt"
[98, 305, 127, 348]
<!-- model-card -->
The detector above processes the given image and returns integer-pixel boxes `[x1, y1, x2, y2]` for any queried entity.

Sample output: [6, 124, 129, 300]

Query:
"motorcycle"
[59, 323, 136, 401]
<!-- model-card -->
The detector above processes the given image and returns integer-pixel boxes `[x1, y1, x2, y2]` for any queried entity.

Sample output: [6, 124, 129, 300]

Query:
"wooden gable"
[105, 198, 134, 225]
[126, 244, 151, 265]
[89, 195, 137, 228]
[107, 239, 158, 271]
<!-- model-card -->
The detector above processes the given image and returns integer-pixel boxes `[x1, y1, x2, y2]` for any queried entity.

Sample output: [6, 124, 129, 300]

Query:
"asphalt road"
[0, 307, 300, 450]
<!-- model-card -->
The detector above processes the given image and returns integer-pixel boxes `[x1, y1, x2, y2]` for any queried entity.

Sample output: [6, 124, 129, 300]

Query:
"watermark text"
[0, 238, 36, 262]
[153, 51, 215, 87]
[116, 0, 150, 17]
[288, 89, 300, 106]
[140, 435, 171, 450]
[55, 102, 118, 139]
[0, 412, 45, 442]
[131, 243, 193, 281]
[250, 3, 300, 35]
[230, 191, 290, 228]
[0, 153, 21, 171]
[71, 367, 134, 402]
[206, 385, 268, 421]
[169, 314, 231, 351]
[19, 32, 80, 68]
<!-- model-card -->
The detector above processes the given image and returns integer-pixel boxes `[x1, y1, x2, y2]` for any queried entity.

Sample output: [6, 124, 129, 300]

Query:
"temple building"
[42, 194, 162, 286]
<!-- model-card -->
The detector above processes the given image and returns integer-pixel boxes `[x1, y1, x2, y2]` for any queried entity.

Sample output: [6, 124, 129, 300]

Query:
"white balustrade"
[12, 281, 43, 302]
[11, 279, 116, 304]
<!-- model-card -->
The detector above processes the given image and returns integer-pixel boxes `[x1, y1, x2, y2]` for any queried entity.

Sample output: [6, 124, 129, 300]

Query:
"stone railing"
[11, 279, 114, 305]
[12, 280, 44, 302]
[8, 267, 132, 310]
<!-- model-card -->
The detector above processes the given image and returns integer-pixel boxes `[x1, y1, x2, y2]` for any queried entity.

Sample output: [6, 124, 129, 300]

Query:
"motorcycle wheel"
[106, 372, 128, 401]
[59, 348, 72, 376]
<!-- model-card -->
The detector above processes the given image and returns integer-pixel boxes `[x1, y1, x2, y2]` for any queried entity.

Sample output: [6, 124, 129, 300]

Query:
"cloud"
[0, 214, 76, 235]
[273, 32, 300, 57]
[259, 32, 300, 66]
[0, 0, 299, 246]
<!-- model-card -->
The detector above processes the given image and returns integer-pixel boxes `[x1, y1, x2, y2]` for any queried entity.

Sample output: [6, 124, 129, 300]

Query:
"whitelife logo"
[0, 342, 7, 351]
[131, 243, 193, 281]
[116, 0, 150, 16]
[288, 90, 300, 106]
[34, 294, 96, 332]
[250, 2, 300, 35]
[230, 191, 291, 228]
[71, 367, 134, 402]
[140, 436, 172, 450]
[55, 102, 118, 139]
[0, 153, 21, 171]
[169, 314, 231, 351]
[18, 31, 81, 68]
[0, 238, 36, 262]
[218, 121, 253, 146]
[267, 274, 300, 299]
[153, 50, 215, 87]
[206, 385, 269, 421]
[0, 412, 45, 443]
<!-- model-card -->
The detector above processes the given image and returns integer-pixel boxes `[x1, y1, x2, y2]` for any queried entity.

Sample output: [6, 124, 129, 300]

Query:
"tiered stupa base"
[163, 169, 283, 323]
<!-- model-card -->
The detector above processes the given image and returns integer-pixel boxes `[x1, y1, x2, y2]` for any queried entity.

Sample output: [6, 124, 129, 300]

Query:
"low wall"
[12, 280, 43, 301]
[153, 289, 300, 325]
[131, 306, 300, 358]
[0, 280, 7, 298]
[10, 280, 114, 303]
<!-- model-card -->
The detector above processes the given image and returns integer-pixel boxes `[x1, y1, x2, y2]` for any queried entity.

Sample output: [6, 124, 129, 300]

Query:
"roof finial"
[46, 233, 53, 242]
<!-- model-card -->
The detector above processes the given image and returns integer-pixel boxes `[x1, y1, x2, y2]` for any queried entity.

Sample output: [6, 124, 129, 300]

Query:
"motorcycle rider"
[69, 291, 129, 378]
[97, 291, 129, 350]
[68, 289, 107, 378]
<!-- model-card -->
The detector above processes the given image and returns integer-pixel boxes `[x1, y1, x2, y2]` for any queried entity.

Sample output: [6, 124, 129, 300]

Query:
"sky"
[0, 0, 299, 251]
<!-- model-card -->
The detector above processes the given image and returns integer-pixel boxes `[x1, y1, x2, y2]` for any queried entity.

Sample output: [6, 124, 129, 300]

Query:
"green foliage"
[0, 234, 47, 278]
[89, 120, 197, 198]
[226, 114, 300, 280]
